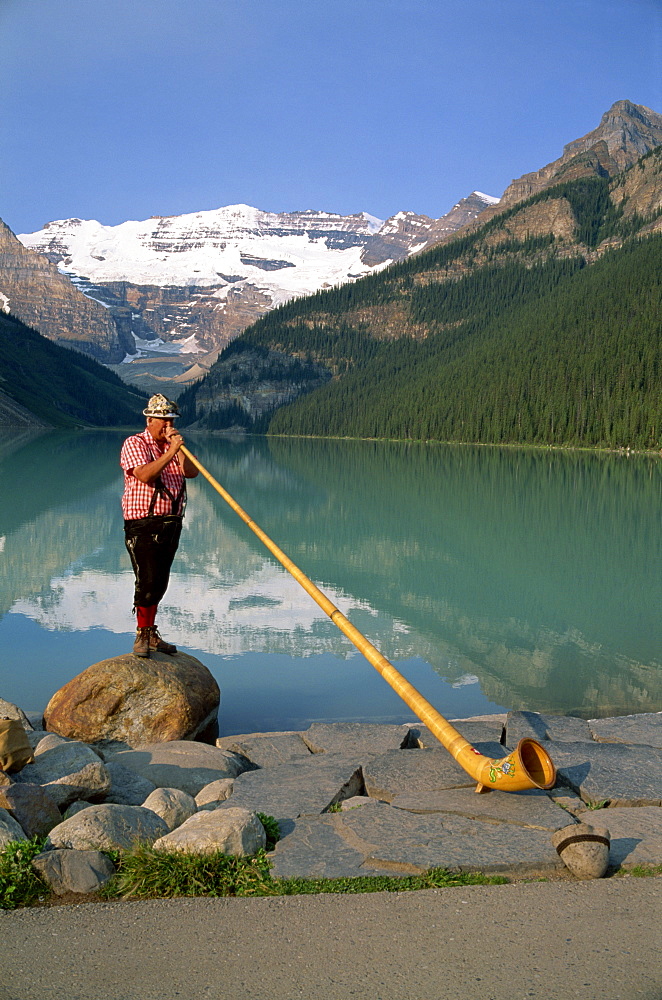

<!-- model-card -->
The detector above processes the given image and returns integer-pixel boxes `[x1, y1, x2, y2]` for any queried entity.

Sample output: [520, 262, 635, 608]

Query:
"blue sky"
[2, 0, 660, 234]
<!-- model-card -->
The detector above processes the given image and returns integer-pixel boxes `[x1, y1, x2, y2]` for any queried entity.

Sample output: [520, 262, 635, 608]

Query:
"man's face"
[147, 417, 175, 443]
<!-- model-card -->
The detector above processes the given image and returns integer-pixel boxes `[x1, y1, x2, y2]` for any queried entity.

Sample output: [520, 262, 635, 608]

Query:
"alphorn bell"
[181, 445, 556, 794]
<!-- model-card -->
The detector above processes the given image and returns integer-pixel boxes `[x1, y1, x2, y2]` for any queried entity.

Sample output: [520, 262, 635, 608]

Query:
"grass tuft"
[629, 864, 662, 878]
[0, 838, 49, 910]
[256, 813, 280, 850]
[100, 845, 278, 900]
[99, 845, 507, 901]
[276, 868, 507, 895]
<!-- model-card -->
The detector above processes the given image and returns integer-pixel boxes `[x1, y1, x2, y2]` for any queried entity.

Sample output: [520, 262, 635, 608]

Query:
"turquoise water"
[1, 430, 660, 734]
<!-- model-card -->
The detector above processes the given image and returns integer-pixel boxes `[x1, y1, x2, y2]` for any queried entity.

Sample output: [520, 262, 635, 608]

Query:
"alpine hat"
[143, 393, 180, 419]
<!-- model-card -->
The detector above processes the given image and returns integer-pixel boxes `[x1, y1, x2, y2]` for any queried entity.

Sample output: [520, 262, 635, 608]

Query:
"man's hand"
[164, 427, 184, 452]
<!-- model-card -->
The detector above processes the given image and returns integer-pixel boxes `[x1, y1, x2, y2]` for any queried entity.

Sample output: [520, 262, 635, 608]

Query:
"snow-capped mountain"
[18, 195, 498, 365]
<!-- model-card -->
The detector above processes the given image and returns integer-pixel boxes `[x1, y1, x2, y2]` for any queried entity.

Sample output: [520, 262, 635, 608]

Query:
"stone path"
[216, 711, 662, 878]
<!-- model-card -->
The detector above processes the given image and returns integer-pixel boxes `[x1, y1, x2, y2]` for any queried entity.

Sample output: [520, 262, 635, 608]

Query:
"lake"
[1, 430, 660, 735]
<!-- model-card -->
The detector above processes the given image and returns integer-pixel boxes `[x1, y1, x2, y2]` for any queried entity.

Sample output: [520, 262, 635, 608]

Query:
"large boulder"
[0, 699, 34, 732]
[103, 761, 156, 806]
[0, 783, 61, 838]
[142, 788, 197, 831]
[14, 740, 110, 810]
[32, 849, 115, 895]
[0, 806, 27, 847]
[43, 651, 220, 746]
[152, 807, 266, 856]
[47, 803, 169, 851]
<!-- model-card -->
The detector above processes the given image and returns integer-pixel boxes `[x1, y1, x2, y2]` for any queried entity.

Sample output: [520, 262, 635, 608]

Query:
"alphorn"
[181, 445, 556, 794]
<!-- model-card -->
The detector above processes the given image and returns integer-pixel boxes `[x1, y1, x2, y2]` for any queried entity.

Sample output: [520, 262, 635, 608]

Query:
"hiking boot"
[148, 626, 177, 654]
[133, 627, 151, 657]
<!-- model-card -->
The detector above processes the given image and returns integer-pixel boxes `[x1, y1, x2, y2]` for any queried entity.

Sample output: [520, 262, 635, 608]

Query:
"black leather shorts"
[124, 515, 183, 608]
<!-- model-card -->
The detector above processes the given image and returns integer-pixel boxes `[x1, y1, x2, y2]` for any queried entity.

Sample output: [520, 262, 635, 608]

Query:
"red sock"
[136, 605, 157, 628]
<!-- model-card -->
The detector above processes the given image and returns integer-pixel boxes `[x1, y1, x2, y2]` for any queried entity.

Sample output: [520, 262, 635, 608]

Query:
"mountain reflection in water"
[0, 431, 660, 730]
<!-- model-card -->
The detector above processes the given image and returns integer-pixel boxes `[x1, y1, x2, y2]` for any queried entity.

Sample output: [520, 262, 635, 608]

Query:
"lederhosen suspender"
[146, 446, 186, 517]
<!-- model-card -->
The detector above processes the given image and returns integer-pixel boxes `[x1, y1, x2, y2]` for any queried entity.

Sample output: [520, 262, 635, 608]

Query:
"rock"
[217, 733, 312, 768]
[0, 806, 27, 847]
[24, 712, 45, 731]
[216, 755, 364, 824]
[104, 761, 156, 806]
[302, 722, 409, 756]
[552, 821, 611, 879]
[32, 848, 115, 895]
[588, 713, 662, 748]
[390, 786, 575, 832]
[28, 732, 70, 751]
[43, 651, 220, 746]
[153, 807, 266, 856]
[547, 788, 586, 816]
[340, 796, 372, 811]
[63, 801, 94, 819]
[14, 740, 111, 809]
[0, 783, 61, 838]
[550, 741, 662, 806]
[104, 741, 248, 797]
[271, 800, 565, 879]
[270, 815, 372, 879]
[48, 804, 169, 851]
[0, 699, 34, 731]
[343, 799, 565, 874]
[506, 711, 592, 744]
[142, 788, 197, 831]
[195, 779, 235, 809]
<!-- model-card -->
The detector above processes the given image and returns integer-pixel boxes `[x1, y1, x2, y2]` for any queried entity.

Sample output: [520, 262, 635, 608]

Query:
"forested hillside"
[269, 237, 661, 448]
[0, 312, 146, 426]
[181, 156, 662, 450]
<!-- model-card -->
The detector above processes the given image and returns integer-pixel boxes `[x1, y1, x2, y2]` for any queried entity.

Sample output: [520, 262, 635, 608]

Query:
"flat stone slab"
[390, 787, 574, 832]
[407, 720, 505, 748]
[271, 800, 564, 877]
[270, 815, 393, 879]
[551, 742, 662, 807]
[506, 711, 592, 744]
[217, 754, 364, 826]
[215, 733, 312, 768]
[302, 722, 410, 756]
[363, 743, 507, 802]
[104, 741, 249, 797]
[342, 800, 565, 874]
[588, 713, 662, 748]
[575, 806, 662, 868]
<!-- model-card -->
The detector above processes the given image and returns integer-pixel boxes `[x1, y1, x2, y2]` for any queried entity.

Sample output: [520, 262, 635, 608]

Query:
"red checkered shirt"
[120, 428, 186, 520]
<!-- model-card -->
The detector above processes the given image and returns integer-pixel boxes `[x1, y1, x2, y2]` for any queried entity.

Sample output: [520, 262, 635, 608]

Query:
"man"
[120, 394, 198, 657]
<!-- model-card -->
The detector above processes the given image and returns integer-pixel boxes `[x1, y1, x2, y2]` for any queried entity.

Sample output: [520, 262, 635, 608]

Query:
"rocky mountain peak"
[461, 99, 662, 228]
[562, 100, 662, 170]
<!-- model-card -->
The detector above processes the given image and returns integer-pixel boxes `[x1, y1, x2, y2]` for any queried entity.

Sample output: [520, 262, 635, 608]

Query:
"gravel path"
[3, 877, 661, 1000]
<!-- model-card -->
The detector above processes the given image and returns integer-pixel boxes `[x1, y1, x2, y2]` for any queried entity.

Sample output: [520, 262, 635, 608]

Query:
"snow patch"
[0, 293, 10, 314]
[473, 191, 500, 205]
